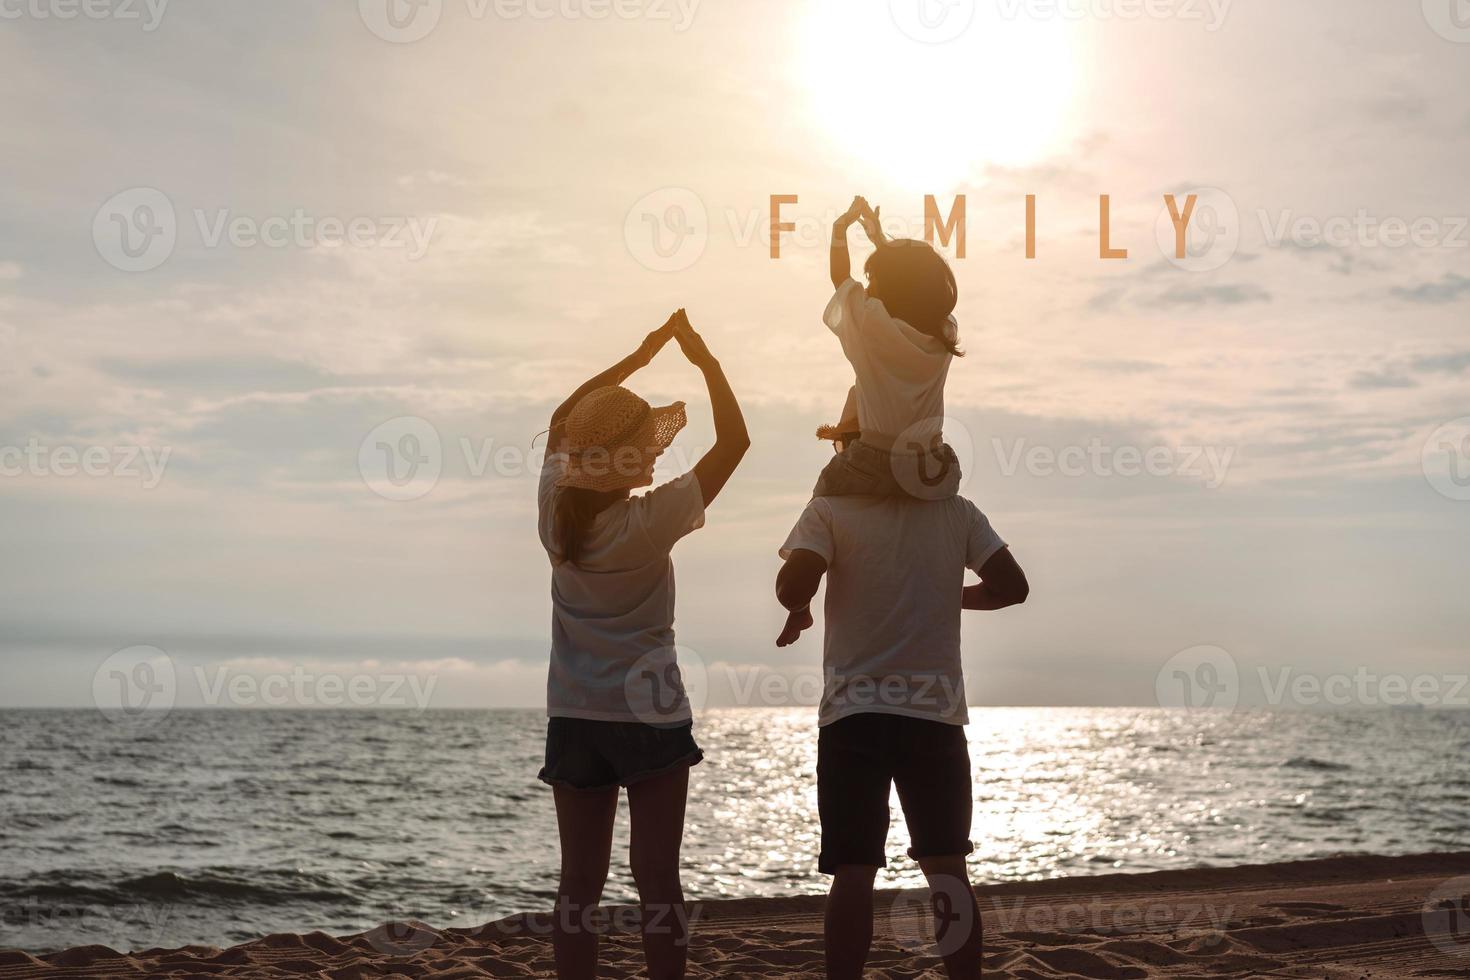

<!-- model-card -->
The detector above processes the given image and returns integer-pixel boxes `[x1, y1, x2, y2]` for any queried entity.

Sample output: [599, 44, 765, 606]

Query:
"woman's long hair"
[552, 486, 610, 566]
[864, 239, 964, 357]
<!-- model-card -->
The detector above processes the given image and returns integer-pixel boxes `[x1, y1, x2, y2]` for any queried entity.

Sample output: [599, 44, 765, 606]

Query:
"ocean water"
[1, 706, 1467, 953]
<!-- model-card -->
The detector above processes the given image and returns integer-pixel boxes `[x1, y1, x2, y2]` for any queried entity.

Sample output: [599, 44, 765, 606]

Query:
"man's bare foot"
[776, 606, 813, 647]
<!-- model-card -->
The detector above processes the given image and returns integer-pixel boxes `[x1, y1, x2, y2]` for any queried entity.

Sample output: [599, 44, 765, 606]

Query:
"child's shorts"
[812, 438, 962, 500]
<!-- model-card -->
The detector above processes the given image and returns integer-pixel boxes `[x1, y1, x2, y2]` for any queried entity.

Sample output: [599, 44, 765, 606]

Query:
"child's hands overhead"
[836, 195, 867, 228]
[856, 197, 886, 247]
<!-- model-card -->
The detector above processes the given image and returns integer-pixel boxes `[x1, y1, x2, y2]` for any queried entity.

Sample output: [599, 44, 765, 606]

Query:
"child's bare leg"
[776, 606, 813, 647]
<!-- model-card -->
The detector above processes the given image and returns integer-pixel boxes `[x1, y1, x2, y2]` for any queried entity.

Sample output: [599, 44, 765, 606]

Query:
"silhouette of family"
[537, 197, 1030, 979]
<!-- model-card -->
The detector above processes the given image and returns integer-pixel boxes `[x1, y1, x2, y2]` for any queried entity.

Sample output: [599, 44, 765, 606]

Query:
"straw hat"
[557, 385, 687, 492]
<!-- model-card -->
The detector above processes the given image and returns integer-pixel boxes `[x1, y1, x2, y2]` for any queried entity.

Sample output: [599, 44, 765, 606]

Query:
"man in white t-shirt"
[776, 493, 1029, 980]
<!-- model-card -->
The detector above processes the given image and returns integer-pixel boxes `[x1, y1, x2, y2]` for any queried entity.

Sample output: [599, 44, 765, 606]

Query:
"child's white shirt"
[823, 278, 955, 448]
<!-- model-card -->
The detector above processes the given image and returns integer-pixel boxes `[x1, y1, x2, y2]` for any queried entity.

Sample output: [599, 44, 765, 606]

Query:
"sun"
[795, 0, 1078, 194]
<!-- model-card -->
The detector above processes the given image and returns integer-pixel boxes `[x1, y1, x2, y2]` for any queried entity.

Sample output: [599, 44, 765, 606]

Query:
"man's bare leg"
[825, 864, 878, 980]
[916, 856, 983, 979]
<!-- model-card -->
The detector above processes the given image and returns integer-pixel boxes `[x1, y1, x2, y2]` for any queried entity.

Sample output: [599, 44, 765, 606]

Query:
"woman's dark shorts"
[539, 717, 703, 793]
[817, 711, 974, 874]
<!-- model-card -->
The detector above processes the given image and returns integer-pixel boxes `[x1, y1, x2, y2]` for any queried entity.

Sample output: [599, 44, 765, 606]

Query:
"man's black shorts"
[816, 711, 974, 874]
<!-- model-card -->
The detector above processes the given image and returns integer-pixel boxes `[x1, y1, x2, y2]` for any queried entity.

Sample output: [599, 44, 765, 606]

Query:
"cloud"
[1410, 351, 1470, 374]
[1349, 369, 1417, 390]
[1390, 274, 1470, 304]
[1155, 283, 1272, 307]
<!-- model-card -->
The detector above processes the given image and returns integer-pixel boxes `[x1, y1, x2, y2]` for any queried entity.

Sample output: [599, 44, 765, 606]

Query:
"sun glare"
[796, 1, 1077, 193]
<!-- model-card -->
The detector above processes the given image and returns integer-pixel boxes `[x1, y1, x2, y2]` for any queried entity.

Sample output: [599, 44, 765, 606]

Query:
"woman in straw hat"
[536, 308, 749, 980]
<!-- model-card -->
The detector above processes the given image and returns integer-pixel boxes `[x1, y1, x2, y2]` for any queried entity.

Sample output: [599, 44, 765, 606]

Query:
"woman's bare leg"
[626, 766, 691, 980]
[552, 785, 619, 980]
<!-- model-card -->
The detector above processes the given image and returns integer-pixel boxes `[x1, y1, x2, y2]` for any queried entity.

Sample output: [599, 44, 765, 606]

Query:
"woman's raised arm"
[547, 312, 679, 449]
[672, 311, 750, 507]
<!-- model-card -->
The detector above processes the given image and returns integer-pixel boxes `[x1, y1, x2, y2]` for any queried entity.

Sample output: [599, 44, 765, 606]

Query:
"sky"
[1, 0, 1468, 712]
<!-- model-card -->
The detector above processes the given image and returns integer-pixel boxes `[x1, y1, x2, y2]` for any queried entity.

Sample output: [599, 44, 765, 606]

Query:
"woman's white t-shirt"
[537, 453, 705, 724]
[823, 278, 955, 448]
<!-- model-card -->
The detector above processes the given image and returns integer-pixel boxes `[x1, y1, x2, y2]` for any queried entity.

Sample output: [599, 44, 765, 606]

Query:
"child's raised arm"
[829, 196, 866, 289]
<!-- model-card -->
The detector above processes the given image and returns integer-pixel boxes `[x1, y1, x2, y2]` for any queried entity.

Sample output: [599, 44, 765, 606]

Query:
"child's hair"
[863, 240, 963, 357]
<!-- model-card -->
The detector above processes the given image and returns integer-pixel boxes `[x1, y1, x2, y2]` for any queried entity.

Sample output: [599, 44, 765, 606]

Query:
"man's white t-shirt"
[781, 495, 1006, 727]
[824, 278, 955, 447]
[537, 453, 705, 724]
